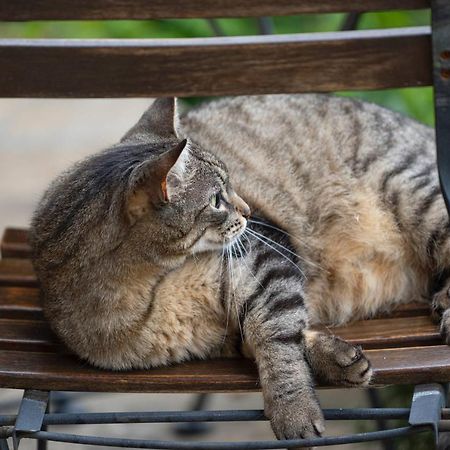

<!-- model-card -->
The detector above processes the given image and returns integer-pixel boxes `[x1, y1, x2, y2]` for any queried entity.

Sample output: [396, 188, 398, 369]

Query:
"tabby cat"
[30, 95, 450, 443]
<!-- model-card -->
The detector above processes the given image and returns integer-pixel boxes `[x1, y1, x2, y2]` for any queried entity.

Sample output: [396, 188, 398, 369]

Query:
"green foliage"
[339, 87, 434, 126]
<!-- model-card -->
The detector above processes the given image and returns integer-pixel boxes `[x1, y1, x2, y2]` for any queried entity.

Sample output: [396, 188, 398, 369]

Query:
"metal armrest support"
[409, 384, 447, 444]
[432, 0, 450, 214]
[13, 391, 49, 450]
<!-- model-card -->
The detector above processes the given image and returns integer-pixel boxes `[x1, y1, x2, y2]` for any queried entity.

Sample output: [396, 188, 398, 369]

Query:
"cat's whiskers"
[247, 226, 310, 266]
[229, 241, 244, 342]
[234, 238, 250, 328]
[219, 244, 231, 347]
[245, 228, 307, 280]
[242, 232, 253, 252]
[248, 219, 324, 271]
[235, 236, 264, 291]
[248, 218, 310, 248]
[235, 236, 253, 319]
[225, 245, 236, 344]
[191, 251, 201, 271]
[247, 226, 321, 273]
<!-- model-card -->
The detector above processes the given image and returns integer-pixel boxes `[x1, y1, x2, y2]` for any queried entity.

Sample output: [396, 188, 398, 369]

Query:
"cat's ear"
[126, 139, 188, 221]
[121, 98, 181, 144]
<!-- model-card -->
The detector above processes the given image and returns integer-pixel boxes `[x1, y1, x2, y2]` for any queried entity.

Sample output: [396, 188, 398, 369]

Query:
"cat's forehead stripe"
[192, 153, 228, 186]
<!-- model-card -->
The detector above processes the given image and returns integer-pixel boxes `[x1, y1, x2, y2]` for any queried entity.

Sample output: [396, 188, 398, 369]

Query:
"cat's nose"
[236, 203, 251, 219]
[229, 190, 251, 218]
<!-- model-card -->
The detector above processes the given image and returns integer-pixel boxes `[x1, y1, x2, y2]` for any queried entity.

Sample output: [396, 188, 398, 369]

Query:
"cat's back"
[183, 94, 434, 227]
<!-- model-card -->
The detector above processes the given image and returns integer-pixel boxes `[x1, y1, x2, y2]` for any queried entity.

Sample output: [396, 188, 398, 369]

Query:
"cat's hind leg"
[304, 330, 373, 387]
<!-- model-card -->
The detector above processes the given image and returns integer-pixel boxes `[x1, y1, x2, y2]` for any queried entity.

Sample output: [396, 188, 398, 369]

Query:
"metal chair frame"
[0, 384, 447, 449]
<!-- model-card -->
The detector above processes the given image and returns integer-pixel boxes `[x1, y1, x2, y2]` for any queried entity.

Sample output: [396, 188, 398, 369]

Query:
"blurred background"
[0, 9, 434, 450]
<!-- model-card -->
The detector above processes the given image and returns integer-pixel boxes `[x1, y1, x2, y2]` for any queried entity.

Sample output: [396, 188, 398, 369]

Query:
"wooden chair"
[1, 0, 450, 448]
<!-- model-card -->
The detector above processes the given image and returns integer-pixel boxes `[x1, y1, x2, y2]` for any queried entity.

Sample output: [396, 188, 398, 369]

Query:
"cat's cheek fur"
[189, 229, 223, 254]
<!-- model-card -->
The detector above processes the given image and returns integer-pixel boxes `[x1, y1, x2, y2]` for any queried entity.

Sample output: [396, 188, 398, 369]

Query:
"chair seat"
[1, 227, 450, 393]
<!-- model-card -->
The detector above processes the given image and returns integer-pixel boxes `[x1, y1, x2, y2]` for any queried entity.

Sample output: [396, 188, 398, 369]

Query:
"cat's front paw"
[267, 392, 325, 443]
[304, 331, 372, 387]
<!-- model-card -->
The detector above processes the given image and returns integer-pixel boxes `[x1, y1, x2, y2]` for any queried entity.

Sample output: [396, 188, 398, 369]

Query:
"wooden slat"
[0, 27, 432, 98]
[0, 0, 430, 21]
[0, 345, 448, 392]
[2, 225, 446, 391]
[327, 315, 441, 349]
[0, 281, 440, 352]
[368, 345, 450, 385]
[2, 285, 425, 319]
[0, 229, 441, 329]
[1, 228, 29, 259]
[0, 281, 431, 323]
[0, 319, 60, 352]
[0, 314, 439, 353]
[0, 352, 259, 393]
[373, 301, 430, 318]
[0, 286, 43, 320]
[0, 259, 36, 287]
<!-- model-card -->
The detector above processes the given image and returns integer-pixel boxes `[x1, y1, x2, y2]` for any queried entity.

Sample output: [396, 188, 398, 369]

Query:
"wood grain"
[322, 315, 440, 349]
[0, 345, 448, 392]
[368, 345, 450, 385]
[0, 0, 430, 21]
[1, 307, 439, 353]
[0, 352, 260, 393]
[0, 259, 36, 287]
[1, 228, 29, 259]
[0, 28, 432, 98]
[0, 319, 60, 352]
[0, 286, 43, 320]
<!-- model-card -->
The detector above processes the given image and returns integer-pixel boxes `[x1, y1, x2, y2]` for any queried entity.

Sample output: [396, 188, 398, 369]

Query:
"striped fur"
[31, 94, 448, 443]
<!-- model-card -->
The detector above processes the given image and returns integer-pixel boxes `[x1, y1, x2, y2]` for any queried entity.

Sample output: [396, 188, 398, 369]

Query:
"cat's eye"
[210, 193, 221, 209]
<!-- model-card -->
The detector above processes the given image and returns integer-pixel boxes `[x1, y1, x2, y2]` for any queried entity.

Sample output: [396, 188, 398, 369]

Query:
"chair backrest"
[0, 0, 432, 98]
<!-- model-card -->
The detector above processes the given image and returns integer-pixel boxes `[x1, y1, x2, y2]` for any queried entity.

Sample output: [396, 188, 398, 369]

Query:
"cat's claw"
[267, 391, 325, 447]
[304, 331, 372, 387]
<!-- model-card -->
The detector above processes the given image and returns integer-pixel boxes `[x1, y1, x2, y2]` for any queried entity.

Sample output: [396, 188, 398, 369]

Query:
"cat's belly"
[301, 191, 429, 325]
[304, 252, 427, 325]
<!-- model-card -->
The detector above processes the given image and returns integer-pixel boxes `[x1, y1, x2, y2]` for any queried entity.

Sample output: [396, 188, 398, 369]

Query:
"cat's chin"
[189, 237, 224, 255]
[189, 231, 245, 256]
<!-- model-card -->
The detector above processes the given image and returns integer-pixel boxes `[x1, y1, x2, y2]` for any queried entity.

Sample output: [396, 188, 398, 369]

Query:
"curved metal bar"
[17, 426, 428, 449]
[0, 408, 411, 427]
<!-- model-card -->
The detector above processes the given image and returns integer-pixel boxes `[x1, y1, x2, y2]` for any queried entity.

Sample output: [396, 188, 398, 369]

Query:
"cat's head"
[30, 98, 250, 271]
[122, 98, 250, 262]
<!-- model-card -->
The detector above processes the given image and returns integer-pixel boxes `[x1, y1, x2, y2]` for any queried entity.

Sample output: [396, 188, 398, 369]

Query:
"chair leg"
[341, 12, 361, 31]
[174, 394, 212, 436]
[13, 390, 49, 450]
[438, 383, 450, 450]
[367, 388, 396, 450]
[36, 401, 49, 450]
